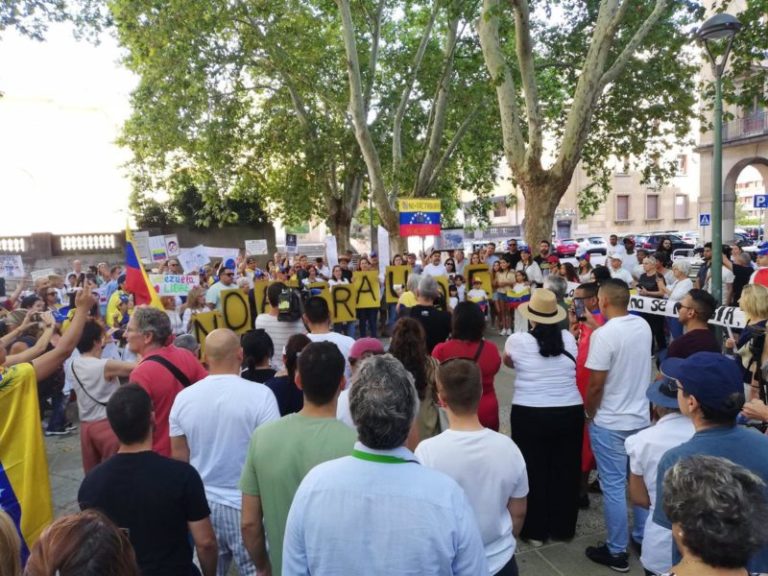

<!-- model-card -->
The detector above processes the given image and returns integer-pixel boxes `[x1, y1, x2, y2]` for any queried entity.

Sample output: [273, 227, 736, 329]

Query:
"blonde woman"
[180, 286, 208, 332]
[728, 285, 768, 415]
[0, 510, 20, 576]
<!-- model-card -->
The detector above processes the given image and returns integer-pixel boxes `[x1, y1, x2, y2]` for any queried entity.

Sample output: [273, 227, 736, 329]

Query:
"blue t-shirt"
[654, 426, 768, 572]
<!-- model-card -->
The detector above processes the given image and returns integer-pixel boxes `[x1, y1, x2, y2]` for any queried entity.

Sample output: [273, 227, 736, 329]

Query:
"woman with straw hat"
[503, 288, 583, 547]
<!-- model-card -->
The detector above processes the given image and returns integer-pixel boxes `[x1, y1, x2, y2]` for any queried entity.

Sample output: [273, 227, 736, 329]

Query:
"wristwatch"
[584, 409, 593, 421]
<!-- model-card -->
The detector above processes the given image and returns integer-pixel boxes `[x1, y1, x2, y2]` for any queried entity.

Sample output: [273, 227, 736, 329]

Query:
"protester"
[263, 333, 311, 416]
[543, 274, 570, 332]
[659, 260, 693, 340]
[608, 254, 634, 286]
[665, 289, 720, 359]
[534, 240, 557, 278]
[24, 510, 140, 576]
[504, 289, 582, 546]
[494, 256, 515, 335]
[433, 302, 501, 431]
[578, 258, 593, 283]
[355, 257, 379, 337]
[726, 283, 768, 404]
[625, 378, 695, 575]
[302, 296, 355, 380]
[169, 329, 278, 576]
[254, 282, 306, 371]
[655, 351, 768, 572]
[389, 318, 441, 440]
[423, 250, 448, 277]
[660, 455, 768, 576]
[568, 282, 605, 508]
[67, 319, 136, 472]
[749, 244, 768, 286]
[724, 251, 755, 306]
[416, 359, 528, 576]
[516, 247, 543, 287]
[584, 279, 652, 571]
[126, 307, 208, 456]
[180, 286, 208, 332]
[240, 329, 277, 383]
[694, 242, 712, 290]
[409, 275, 451, 353]
[205, 266, 236, 311]
[174, 334, 200, 356]
[282, 354, 488, 575]
[637, 256, 668, 354]
[239, 341, 356, 576]
[0, 510, 21, 576]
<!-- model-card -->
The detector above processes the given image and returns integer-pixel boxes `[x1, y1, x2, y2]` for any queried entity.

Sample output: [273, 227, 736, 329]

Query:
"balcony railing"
[724, 112, 768, 142]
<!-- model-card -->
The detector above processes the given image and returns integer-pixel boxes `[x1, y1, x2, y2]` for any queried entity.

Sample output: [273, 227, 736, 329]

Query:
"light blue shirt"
[283, 442, 489, 576]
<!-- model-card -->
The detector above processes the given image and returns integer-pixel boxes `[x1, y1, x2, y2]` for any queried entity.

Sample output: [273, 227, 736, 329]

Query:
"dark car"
[641, 234, 694, 252]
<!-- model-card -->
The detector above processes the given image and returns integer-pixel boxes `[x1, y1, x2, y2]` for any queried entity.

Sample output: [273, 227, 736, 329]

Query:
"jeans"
[667, 317, 683, 341]
[357, 308, 378, 338]
[46, 391, 68, 432]
[589, 422, 649, 554]
[386, 303, 398, 330]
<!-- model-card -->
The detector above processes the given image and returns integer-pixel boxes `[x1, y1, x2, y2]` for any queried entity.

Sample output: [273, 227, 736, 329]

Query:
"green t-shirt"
[239, 413, 356, 575]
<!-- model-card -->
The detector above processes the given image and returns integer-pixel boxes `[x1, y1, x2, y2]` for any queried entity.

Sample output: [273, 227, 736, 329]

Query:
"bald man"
[170, 329, 279, 576]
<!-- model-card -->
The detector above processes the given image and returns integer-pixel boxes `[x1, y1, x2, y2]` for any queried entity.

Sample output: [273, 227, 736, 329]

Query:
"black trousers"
[510, 404, 583, 542]
[639, 312, 666, 354]
[495, 555, 519, 576]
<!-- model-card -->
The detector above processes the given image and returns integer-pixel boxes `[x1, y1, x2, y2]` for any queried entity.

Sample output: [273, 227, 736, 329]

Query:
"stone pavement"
[44, 332, 648, 575]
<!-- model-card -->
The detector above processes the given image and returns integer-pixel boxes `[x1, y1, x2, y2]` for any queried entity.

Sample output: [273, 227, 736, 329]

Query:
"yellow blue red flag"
[0, 362, 54, 564]
[125, 227, 164, 309]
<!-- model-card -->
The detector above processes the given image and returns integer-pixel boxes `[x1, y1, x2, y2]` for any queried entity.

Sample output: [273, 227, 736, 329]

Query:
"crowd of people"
[1, 232, 768, 576]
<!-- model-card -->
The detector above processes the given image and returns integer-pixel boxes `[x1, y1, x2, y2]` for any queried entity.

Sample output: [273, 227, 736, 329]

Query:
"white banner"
[0, 255, 24, 278]
[245, 239, 268, 256]
[325, 235, 339, 269]
[205, 247, 240, 261]
[377, 225, 390, 276]
[148, 274, 198, 296]
[564, 281, 746, 329]
[178, 245, 210, 273]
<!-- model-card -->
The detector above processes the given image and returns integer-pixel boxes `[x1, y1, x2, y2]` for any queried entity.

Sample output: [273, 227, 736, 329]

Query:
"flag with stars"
[398, 199, 441, 237]
[0, 363, 54, 565]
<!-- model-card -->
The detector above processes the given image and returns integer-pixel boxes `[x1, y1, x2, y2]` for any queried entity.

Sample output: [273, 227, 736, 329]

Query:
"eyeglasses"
[221, 272, 234, 277]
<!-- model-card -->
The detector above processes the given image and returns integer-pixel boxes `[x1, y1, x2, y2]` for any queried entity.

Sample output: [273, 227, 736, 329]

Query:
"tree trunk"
[327, 198, 352, 254]
[520, 181, 568, 248]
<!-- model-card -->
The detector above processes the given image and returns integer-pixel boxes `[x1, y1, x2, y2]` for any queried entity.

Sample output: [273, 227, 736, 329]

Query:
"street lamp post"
[695, 13, 741, 307]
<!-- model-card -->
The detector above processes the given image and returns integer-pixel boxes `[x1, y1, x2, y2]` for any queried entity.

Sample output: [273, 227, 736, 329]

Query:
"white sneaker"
[499, 329, 506, 336]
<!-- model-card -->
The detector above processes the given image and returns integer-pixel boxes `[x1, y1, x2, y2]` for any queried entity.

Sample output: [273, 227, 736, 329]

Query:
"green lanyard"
[351, 449, 418, 464]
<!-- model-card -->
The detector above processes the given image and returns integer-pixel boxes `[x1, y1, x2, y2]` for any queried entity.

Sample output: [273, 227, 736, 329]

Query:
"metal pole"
[711, 74, 723, 306]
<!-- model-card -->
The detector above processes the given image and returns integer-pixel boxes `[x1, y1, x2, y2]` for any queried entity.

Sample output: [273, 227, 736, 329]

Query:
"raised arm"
[5, 312, 54, 367]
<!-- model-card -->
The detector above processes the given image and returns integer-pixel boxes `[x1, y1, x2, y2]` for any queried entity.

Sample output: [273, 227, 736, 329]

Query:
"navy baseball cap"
[660, 352, 743, 410]
[757, 243, 768, 257]
[646, 378, 680, 409]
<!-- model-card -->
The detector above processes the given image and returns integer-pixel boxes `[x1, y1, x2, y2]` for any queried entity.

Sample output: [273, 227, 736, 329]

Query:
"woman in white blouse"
[516, 247, 543, 287]
[659, 260, 693, 341]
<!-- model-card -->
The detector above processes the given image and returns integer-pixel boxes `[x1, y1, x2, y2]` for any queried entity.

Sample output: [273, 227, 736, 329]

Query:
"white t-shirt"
[667, 278, 693, 304]
[254, 313, 306, 371]
[416, 429, 529, 575]
[705, 266, 735, 301]
[336, 388, 354, 428]
[625, 413, 695, 574]
[67, 356, 119, 422]
[516, 261, 543, 286]
[467, 288, 488, 303]
[204, 281, 233, 311]
[504, 331, 581, 407]
[307, 331, 356, 382]
[607, 244, 626, 258]
[585, 314, 652, 430]
[621, 252, 638, 272]
[423, 263, 448, 278]
[610, 266, 634, 285]
[169, 374, 279, 509]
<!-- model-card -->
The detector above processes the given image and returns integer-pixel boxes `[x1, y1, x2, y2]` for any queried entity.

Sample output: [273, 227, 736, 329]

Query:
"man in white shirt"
[454, 249, 467, 276]
[583, 278, 652, 572]
[608, 254, 635, 287]
[169, 329, 280, 576]
[254, 282, 306, 371]
[422, 251, 448, 278]
[606, 234, 626, 258]
[417, 359, 527, 576]
[705, 263, 734, 305]
[302, 296, 355, 381]
[625, 379, 695, 575]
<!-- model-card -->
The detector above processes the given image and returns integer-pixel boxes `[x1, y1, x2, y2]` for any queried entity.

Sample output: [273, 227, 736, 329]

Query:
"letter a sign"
[699, 213, 711, 227]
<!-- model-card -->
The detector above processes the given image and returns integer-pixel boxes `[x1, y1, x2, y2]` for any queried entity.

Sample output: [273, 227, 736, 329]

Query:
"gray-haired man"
[282, 355, 487, 575]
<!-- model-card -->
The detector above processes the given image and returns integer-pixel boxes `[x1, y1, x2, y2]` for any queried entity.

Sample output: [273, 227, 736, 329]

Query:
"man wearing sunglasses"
[206, 266, 236, 312]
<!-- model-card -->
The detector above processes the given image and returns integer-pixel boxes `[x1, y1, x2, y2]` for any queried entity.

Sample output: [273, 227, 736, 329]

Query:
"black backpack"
[278, 287, 303, 322]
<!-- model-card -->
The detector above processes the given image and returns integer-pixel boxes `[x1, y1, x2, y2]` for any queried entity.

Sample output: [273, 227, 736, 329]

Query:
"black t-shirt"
[731, 264, 753, 306]
[409, 305, 451, 353]
[264, 374, 304, 416]
[504, 251, 521, 270]
[638, 272, 664, 292]
[340, 268, 353, 282]
[78, 452, 210, 576]
[667, 328, 721, 359]
[242, 367, 277, 383]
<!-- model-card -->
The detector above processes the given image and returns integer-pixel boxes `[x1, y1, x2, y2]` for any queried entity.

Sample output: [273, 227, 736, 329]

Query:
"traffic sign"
[754, 194, 768, 209]
[699, 213, 711, 227]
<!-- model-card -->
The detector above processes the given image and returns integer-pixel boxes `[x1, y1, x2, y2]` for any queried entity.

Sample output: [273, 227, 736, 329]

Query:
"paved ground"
[44, 331, 648, 575]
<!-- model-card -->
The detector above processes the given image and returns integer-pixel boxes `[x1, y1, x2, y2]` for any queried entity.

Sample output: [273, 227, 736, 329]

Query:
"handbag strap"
[562, 350, 577, 364]
[472, 340, 485, 362]
[143, 355, 192, 388]
[71, 361, 108, 407]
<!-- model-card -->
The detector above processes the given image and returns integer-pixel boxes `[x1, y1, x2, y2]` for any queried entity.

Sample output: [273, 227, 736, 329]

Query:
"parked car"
[575, 236, 607, 257]
[555, 238, 580, 257]
[640, 234, 694, 252]
[733, 232, 754, 246]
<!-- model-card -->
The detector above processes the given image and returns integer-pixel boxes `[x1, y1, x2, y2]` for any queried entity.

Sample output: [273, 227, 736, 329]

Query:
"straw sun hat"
[518, 288, 567, 325]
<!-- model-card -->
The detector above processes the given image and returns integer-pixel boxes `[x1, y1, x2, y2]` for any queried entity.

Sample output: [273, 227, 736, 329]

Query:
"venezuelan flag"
[0, 363, 54, 564]
[125, 227, 164, 309]
[398, 199, 441, 237]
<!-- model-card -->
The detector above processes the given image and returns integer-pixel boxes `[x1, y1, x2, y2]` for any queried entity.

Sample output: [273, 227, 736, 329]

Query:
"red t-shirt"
[432, 339, 502, 431]
[753, 268, 768, 287]
[129, 346, 208, 456]
[575, 311, 606, 398]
